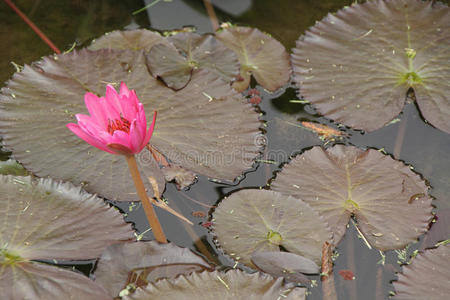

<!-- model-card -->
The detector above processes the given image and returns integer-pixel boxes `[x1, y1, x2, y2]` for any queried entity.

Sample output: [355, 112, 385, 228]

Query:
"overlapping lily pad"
[0, 48, 261, 201]
[124, 270, 306, 300]
[94, 241, 214, 297]
[251, 251, 319, 284]
[147, 32, 239, 90]
[212, 189, 332, 266]
[292, 0, 450, 133]
[271, 145, 433, 250]
[0, 175, 132, 299]
[393, 244, 450, 300]
[216, 26, 291, 92]
[89, 29, 171, 52]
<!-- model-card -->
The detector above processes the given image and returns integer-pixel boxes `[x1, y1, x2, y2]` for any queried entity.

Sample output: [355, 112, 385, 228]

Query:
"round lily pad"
[292, 0, 450, 133]
[212, 189, 332, 266]
[0, 49, 261, 201]
[123, 270, 306, 300]
[216, 26, 291, 92]
[0, 175, 133, 260]
[147, 32, 239, 90]
[271, 145, 433, 250]
[94, 241, 213, 297]
[0, 261, 112, 300]
[393, 244, 450, 300]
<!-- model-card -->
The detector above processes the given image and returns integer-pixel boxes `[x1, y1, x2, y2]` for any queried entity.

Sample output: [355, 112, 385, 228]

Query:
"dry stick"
[203, 0, 219, 31]
[4, 0, 61, 54]
[321, 241, 337, 300]
[393, 112, 408, 159]
[126, 155, 167, 243]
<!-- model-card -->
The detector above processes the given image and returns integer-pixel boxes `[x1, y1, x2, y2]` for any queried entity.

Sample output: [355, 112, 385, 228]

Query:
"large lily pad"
[271, 145, 433, 250]
[147, 32, 239, 90]
[0, 175, 132, 299]
[89, 29, 171, 52]
[292, 0, 450, 133]
[124, 270, 306, 300]
[212, 189, 332, 266]
[393, 244, 450, 300]
[216, 26, 291, 92]
[0, 175, 133, 260]
[94, 241, 213, 297]
[0, 261, 112, 300]
[0, 49, 261, 201]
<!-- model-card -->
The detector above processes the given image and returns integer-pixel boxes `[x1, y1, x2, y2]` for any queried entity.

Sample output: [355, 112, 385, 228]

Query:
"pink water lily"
[67, 82, 156, 155]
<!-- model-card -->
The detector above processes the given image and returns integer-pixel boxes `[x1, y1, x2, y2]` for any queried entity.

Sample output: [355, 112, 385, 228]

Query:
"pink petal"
[84, 92, 108, 127]
[108, 130, 133, 154]
[120, 92, 139, 120]
[105, 85, 123, 115]
[66, 123, 114, 154]
[98, 96, 120, 121]
[141, 111, 157, 148]
[128, 120, 143, 154]
[119, 82, 131, 97]
[76, 114, 105, 138]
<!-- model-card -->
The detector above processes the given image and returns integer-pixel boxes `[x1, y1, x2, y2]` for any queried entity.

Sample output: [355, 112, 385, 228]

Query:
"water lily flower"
[67, 82, 156, 155]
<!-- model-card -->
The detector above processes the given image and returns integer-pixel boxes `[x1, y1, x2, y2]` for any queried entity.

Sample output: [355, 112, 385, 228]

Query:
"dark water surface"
[1, 1, 449, 299]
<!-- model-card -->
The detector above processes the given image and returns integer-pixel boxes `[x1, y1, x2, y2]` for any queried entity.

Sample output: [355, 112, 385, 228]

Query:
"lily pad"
[0, 175, 133, 260]
[0, 261, 112, 300]
[89, 29, 171, 52]
[251, 251, 319, 285]
[0, 49, 261, 201]
[123, 269, 306, 300]
[0, 175, 132, 299]
[216, 26, 291, 92]
[421, 209, 450, 250]
[292, 0, 450, 133]
[393, 244, 450, 300]
[212, 189, 332, 266]
[94, 241, 214, 297]
[147, 32, 239, 90]
[271, 145, 433, 250]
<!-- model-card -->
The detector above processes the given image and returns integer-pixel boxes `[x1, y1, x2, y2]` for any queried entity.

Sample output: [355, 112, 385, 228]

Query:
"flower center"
[107, 116, 131, 135]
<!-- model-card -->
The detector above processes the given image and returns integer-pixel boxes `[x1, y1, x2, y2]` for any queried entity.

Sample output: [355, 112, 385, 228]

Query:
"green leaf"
[123, 270, 306, 300]
[271, 145, 433, 250]
[212, 189, 332, 266]
[292, 0, 450, 132]
[393, 244, 450, 300]
[217, 26, 291, 92]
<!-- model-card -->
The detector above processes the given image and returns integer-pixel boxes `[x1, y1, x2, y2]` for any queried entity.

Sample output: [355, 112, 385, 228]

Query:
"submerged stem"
[126, 155, 167, 243]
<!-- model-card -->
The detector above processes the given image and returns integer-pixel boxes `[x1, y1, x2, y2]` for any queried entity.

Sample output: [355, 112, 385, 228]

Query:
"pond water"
[1, 0, 449, 299]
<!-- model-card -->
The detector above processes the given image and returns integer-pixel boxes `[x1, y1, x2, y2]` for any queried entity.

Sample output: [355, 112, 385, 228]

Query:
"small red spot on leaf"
[192, 211, 206, 218]
[338, 269, 355, 280]
[201, 221, 213, 228]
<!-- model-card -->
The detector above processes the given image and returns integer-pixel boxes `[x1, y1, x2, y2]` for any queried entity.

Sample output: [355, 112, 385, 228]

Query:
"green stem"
[126, 155, 167, 243]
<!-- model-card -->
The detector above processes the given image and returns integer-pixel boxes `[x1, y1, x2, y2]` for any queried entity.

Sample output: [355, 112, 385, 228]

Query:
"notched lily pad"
[393, 244, 450, 300]
[123, 269, 306, 300]
[0, 48, 261, 201]
[94, 241, 213, 297]
[147, 32, 239, 90]
[212, 189, 332, 266]
[89, 29, 171, 52]
[292, 0, 450, 132]
[216, 26, 291, 92]
[0, 261, 112, 300]
[251, 251, 319, 284]
[0, 175, 134, 260]
[271, 145, 433, 250]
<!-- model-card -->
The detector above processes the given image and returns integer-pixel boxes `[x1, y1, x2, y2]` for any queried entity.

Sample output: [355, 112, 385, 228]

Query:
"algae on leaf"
[271, 145, 433, 250]
[292, 0, 450, 133]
